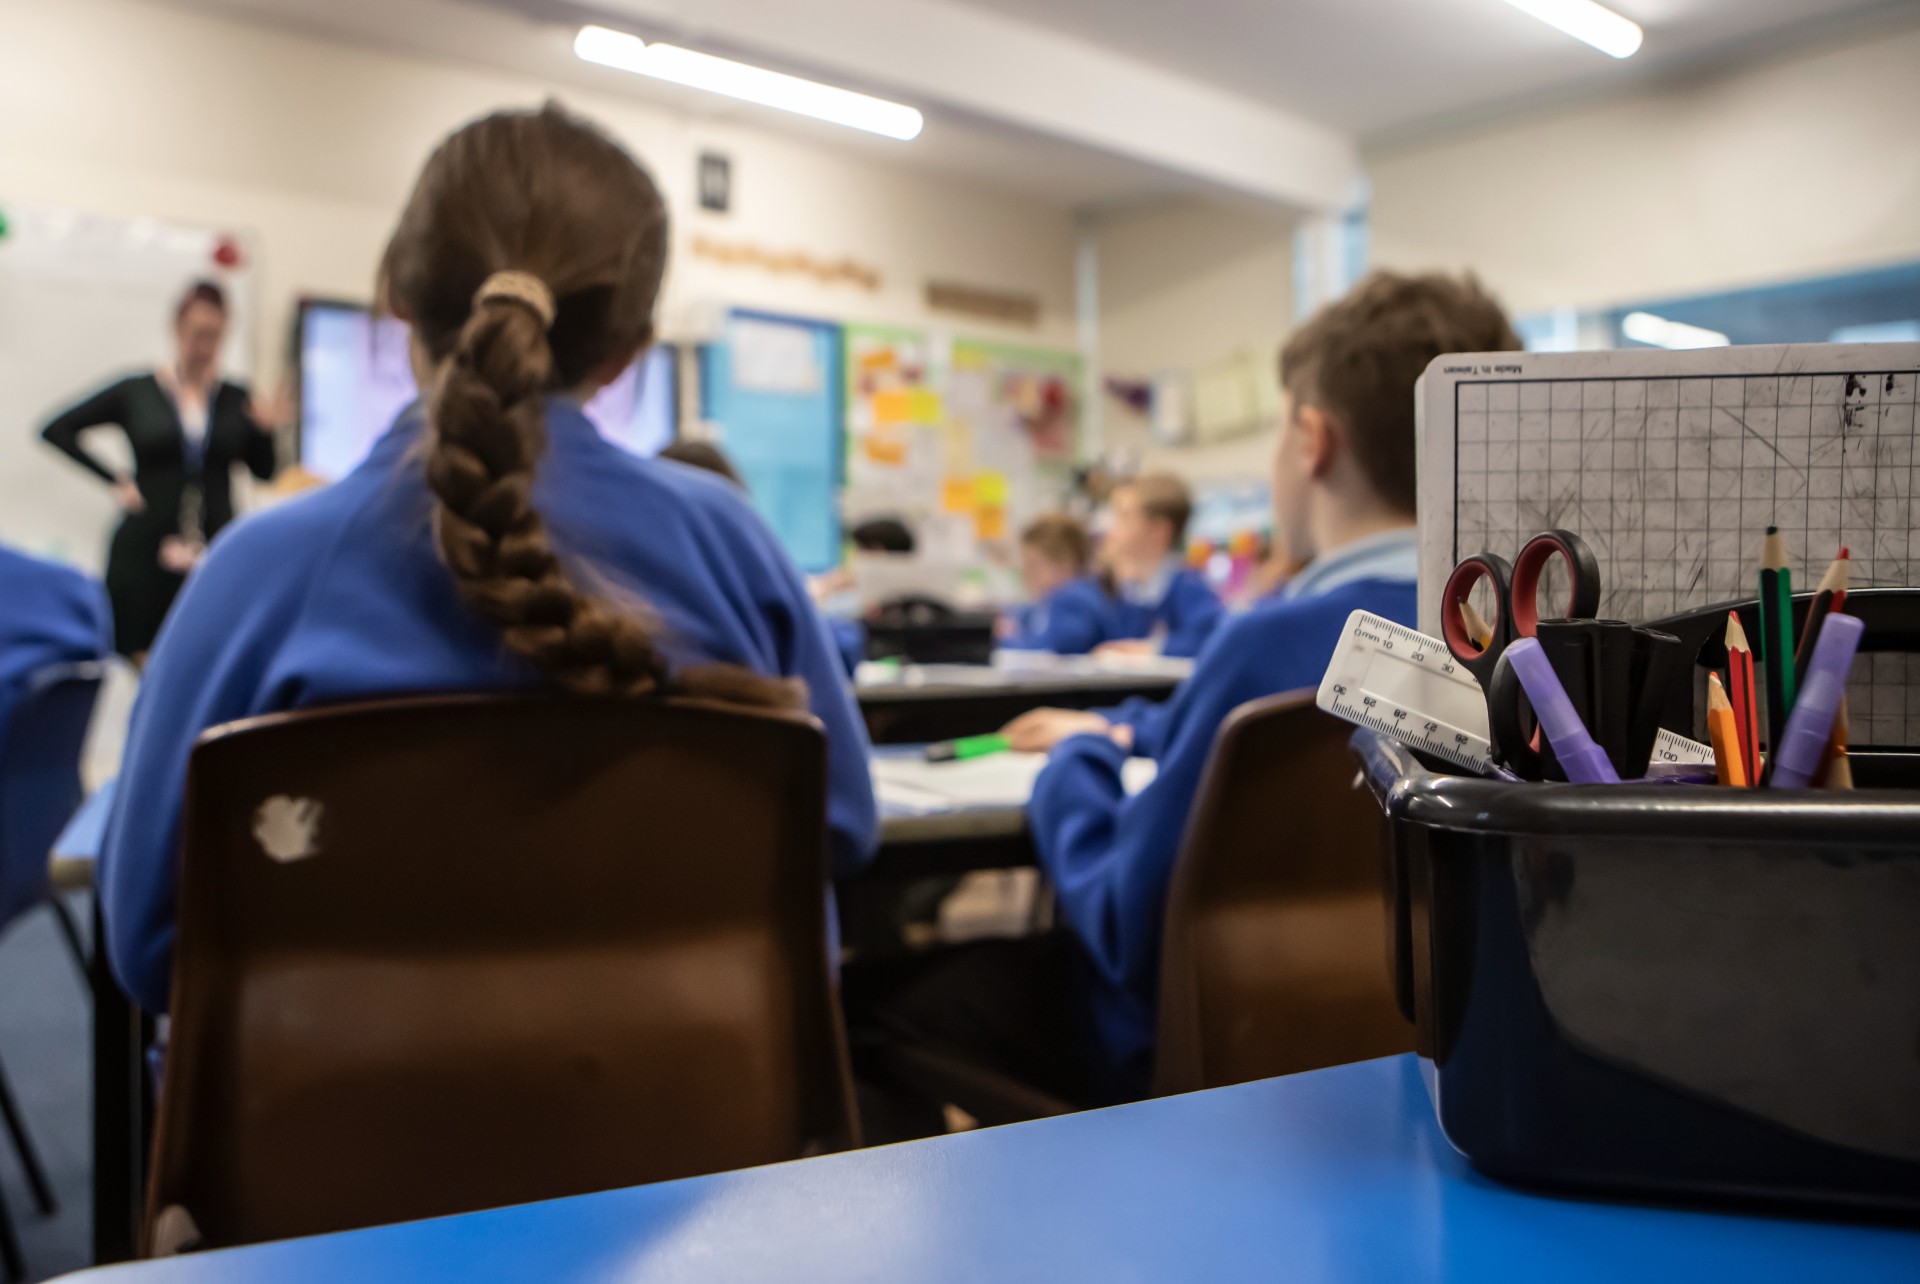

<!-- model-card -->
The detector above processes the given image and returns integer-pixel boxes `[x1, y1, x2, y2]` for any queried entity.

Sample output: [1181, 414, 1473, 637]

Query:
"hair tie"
[474, 270, 555, 330]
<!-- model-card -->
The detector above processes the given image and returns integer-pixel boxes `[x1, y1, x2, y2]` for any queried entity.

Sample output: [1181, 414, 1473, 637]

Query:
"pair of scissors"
[1441, 530, 1602, 777]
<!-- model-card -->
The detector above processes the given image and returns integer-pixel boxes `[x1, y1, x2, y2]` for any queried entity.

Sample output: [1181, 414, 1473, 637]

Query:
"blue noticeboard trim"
[699, 310, 844, 574]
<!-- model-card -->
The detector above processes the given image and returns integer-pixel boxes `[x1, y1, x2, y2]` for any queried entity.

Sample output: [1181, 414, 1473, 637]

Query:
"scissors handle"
[1510, 530, 1602, 632]
[1440, 552, 1512, 686]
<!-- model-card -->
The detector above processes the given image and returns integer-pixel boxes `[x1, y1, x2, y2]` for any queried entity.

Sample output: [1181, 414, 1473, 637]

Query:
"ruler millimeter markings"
[1317, 610, 1713, 775]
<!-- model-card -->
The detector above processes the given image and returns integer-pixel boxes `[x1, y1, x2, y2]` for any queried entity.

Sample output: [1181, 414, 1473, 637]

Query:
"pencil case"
[1359, 589, 1920, 1216]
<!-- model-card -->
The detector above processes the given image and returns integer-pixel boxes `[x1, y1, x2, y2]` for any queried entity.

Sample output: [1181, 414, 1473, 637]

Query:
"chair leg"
[0, 1057, 56, 1216]
[47, 893, 91, 985]
[0, 1172, 26, 1284]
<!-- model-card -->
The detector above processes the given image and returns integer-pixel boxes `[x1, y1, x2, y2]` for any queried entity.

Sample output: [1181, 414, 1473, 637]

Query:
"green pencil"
[1758, 526, 1795, 762]
[924, 733, 1010, 762]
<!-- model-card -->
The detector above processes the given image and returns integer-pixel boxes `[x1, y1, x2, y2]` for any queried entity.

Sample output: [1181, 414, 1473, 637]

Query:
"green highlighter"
[924, 733, 1010, 762]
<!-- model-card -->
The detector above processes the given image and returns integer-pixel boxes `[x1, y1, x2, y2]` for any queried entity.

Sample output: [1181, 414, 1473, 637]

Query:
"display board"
[701, 310, 842, 573]
[843, 323, 1079, 572]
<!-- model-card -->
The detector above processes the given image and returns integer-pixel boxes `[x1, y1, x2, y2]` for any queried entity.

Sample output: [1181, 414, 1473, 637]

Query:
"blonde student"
[98, 105, 877, 1012]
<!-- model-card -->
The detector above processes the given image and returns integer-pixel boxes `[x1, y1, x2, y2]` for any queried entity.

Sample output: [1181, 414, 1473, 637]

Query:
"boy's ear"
[1296, 403, 1343, 480]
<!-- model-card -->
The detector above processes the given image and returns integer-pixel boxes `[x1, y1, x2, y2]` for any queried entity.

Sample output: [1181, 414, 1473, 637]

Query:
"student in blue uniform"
[98, 105, 877, 1013]
[1087, 473, 1222, 659]
[998, 513, 1103, 653]
[0, 544, 111, 754]
[863, 271, 1520, 1113]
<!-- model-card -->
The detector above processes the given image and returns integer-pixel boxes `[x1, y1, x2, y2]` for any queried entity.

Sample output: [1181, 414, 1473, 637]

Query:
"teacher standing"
[39, 280, 282, 660]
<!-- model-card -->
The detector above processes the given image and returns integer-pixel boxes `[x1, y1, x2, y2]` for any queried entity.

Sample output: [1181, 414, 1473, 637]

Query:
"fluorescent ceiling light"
[575, 25, 923, 141]
[1500, 0, 1643, 59]
[1622, 311, 1729, 349]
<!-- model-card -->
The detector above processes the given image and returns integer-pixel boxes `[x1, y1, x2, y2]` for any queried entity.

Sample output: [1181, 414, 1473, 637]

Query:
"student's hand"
[1094, 639, 1156, 659]
[1002, 708, 1112, 754]
[111, 479, 146, 514]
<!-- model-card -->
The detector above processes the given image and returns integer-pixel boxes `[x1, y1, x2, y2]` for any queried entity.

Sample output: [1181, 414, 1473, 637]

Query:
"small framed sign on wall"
[698, 151, 731, 213]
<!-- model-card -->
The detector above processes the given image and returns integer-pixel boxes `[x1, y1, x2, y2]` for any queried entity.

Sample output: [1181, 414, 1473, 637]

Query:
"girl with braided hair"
[97, 104, 877, 1013]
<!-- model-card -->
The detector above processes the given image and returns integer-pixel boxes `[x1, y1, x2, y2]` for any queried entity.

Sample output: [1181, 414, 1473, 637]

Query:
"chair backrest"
[1152, 689, 1411, 1096]
[147, 693, 858, 1250]
[0, 660, 105, 931]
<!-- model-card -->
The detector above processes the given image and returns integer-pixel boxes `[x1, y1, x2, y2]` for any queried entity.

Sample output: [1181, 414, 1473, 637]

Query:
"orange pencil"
[1707, 674, 1747, 788]
[1724, 612, 1761, 785]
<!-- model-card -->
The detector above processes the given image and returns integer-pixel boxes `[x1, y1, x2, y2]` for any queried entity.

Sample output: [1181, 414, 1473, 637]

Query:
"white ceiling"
[156, 0, 1907, 211]
[952, 0, 1899, 136]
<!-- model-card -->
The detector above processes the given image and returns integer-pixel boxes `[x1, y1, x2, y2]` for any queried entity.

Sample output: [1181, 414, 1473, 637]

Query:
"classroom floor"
[0, 893, 92, 1282]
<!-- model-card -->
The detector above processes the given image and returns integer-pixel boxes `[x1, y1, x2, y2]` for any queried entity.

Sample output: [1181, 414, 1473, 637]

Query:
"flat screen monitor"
[296, 299, 677, 482]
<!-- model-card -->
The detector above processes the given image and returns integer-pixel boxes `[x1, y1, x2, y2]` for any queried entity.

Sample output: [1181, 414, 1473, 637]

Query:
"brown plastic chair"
[1152, 689, 1412, 1096]
[145, 692, 858, 1253]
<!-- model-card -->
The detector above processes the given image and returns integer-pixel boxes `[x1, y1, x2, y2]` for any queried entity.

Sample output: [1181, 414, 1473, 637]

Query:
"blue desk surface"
[59, 1056, 1919, 1283]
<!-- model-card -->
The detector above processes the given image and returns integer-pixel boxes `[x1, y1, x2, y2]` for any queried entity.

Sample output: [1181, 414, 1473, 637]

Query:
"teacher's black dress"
[40, 374, 278, 656]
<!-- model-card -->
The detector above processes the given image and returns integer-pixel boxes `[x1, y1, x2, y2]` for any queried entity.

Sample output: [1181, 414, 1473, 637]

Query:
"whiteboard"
[1417, 343, 1920, 747]
[0, 201, 255, 570]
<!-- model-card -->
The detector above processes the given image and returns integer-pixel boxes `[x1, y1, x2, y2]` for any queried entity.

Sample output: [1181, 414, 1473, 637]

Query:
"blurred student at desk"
[997, 513, 1103, 654]
[1001, 477, 1222, 661]
[864, 271, 1521, 1112]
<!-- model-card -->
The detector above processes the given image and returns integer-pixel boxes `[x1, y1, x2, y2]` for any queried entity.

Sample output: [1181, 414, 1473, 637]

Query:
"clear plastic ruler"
[1317, 610, 1713, 776]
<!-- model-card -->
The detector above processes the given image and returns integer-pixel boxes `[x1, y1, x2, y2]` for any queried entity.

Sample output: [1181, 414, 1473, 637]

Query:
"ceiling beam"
[591, 0, 1361, 213]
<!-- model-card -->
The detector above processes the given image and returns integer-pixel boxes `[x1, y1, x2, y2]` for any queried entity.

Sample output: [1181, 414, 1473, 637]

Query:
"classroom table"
[51, 1054, 1920, 1283]
[857, 656, 1187, 744]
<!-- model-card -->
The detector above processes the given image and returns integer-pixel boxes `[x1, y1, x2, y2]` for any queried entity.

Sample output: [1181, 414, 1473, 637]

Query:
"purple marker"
[1769, 612, 1864, 789]
[1505, 637, 1621, 784]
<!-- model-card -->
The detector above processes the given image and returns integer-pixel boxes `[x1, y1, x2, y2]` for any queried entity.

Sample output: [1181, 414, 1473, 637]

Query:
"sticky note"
[974, 471, 1009, 507]
[863, 429, 907, 467]
[941, 476, 977, 513]
[908, 389, 944, 423]
[975, 506, 1008, 541]
[872, 389, 911, 427]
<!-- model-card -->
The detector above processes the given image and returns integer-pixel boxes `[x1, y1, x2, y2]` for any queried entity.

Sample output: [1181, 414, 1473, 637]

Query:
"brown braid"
[383, 103, 802, 709]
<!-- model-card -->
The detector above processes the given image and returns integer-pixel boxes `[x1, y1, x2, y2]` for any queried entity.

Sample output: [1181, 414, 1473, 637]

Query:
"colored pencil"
[1757, 526, 1794, 768]
[1460, 599, 1496, 649]
[1793, 547, 1850, 689]
[1706, 673, 1747, 788]
[1723, 611, 1761, 786]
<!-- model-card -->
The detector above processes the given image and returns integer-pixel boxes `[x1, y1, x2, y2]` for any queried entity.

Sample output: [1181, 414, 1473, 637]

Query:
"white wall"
[1094, 197, 1293, 485]
[1367, 14, 1920, 316]
[0, 0, 1079, 383]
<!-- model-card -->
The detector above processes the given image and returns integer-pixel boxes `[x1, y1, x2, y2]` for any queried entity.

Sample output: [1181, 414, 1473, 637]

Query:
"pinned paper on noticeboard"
[871, 388, 910, 428]
[973, 471, 1009, 508]
[908, 389, 943, 423]
[975, 506, 1007, 541]
[863, 427, 908, 467]
[941, 476, 977, 514]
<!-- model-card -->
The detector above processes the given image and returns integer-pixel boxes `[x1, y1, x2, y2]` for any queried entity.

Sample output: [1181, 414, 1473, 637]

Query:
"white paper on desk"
[873, 752, 1158, 813]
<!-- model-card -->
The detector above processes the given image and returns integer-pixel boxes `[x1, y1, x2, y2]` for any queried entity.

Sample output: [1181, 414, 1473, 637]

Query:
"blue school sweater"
[999, 578, 1111, 655]
[1000, 569, 1224, 658]
[1028, 528, 1419, 1080]
[0, 545, 111, 757]
[98, 402, 878, 1013]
